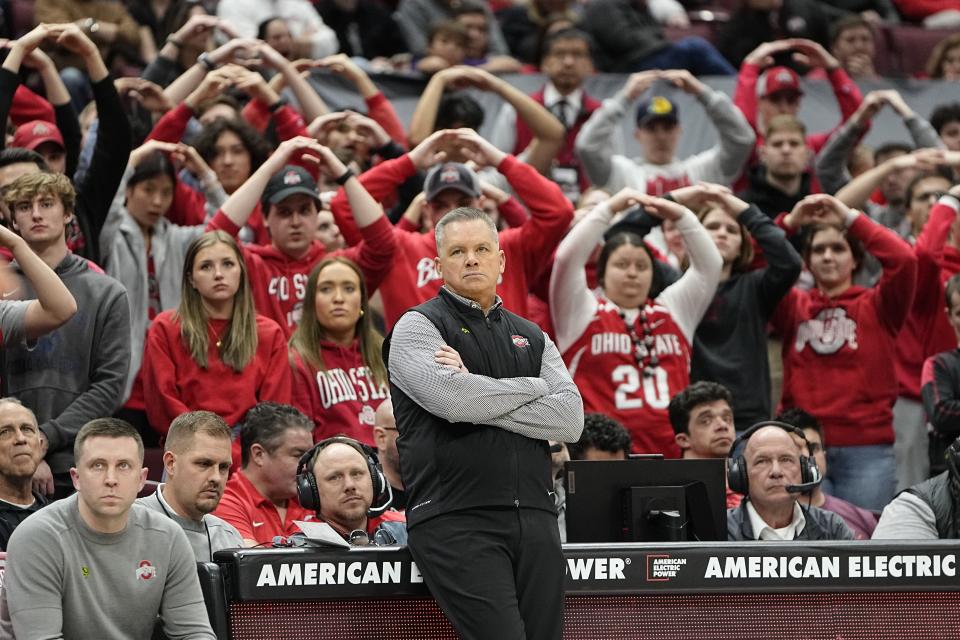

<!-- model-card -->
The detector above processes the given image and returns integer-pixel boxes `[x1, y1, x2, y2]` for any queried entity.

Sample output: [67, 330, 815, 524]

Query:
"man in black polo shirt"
[385, 206, 584, 640]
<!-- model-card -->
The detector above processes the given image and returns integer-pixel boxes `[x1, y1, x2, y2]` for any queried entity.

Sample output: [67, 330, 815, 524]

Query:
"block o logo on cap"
[283, 170, 302, 185]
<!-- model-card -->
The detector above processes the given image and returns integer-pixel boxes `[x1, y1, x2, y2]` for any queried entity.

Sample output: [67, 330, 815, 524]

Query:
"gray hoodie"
[3, 252, 130, 474]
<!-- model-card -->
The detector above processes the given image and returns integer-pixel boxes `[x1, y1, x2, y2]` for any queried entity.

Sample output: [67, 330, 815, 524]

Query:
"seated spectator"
[776, 408, 877, 540]
[415, 21, 469, 75]
[491, 28, 600, 202]
[926, 33, 960, 81]
[739, 115, 814, 220]
[100, 140, 225, 439]
[734, 39, 863, 167]
[0, 399, 46, 550]
[295, 436, 406, 544]
[2, 173, 129, 498]
[217, 0, 338, 59]
[315, 0, 408, 61]
[931, 103, 960, 152]
[214, 403, 316, 546]
[34, 1, 142, 110]
[579, 0, 734, 75]
[772, 194, 917, 511]
[550, 187, 722, 456]
[208, 136, 396, 336]
[373, 399, 405, 510]
[827, 14, 879, 80]
[2, 23, 133, 266]
[727, 423, 854, 540]
[3, 418, 215, 639]
[290, 257, 389, 446]
[453, 2, 522, 73]
[668, 381, 741, 508]
[778, 407, 879, 539]
[329, 129, 573, 329]
[874, 435, 960, 539]
[922, 270, 960, 475]
[136, 411, 243, 561]
[141, 231, 292, 437]
[410, 65, 564, 176]
[497, 0, 579, 66]
[576, 70, 755, 205]
[396, 0, 510, 58]
[566, 413, 631, 461]
[816, 90, 942, 198]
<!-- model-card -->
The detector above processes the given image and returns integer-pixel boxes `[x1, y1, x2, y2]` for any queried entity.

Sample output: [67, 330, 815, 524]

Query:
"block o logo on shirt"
[512, 335, 530, 348]
[136, 560, 156, 581]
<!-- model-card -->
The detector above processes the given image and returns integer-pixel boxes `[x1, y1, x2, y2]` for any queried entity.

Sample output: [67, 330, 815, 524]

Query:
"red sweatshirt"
[142, 311, 292, 435]
[290, 342, 389, 447]
[330, 154, 573, 328]
[895, 201, 960, 400]
[771, 215, 917, 447]
[207, 212, 396, 337]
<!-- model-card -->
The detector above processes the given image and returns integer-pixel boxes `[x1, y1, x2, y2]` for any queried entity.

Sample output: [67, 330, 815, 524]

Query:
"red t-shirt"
[213, 469, 315, 545]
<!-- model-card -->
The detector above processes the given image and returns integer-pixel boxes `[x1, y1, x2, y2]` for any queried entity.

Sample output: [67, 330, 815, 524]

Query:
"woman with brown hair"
[289, 256, 388, 446]
[926, 33, 960, 81]
[678, 185, 803, 432]
[143, 230, 291, 438]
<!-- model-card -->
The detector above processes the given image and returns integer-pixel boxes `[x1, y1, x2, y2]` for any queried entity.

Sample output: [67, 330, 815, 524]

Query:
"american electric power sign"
[222, 543, 960, 600]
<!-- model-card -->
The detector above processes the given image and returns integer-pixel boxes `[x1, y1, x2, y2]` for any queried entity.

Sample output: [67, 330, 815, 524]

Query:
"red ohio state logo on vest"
[512, 335, 529, 348]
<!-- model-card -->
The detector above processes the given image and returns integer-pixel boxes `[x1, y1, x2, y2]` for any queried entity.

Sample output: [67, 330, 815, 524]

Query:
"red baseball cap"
[12, 120, 65, 151]
[758, 66, 803, 98]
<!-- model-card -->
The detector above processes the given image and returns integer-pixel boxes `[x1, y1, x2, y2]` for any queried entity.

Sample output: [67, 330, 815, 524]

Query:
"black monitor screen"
[565, 458, 727, 543]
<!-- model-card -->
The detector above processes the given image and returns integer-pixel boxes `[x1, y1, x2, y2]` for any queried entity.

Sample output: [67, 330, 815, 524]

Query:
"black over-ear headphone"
[296, 436, 393, 517]
[727, 420, 822, 496]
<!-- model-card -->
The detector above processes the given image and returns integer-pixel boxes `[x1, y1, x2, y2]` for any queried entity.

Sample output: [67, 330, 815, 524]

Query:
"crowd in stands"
[2, 0, 960, 634]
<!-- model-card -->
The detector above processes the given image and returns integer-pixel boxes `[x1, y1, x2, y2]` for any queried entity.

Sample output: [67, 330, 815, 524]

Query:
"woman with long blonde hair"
[290, 256, 388, 446]
[143, 231, 292, 441]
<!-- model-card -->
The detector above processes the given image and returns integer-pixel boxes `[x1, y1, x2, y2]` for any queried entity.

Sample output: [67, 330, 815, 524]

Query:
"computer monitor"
[564, 458, 727, 543]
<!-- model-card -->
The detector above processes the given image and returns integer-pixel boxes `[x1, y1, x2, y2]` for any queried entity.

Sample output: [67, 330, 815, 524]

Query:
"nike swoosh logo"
[1, 289, 18, 298]
[252, 521, 264, 527]
[649, 319, 666, 330]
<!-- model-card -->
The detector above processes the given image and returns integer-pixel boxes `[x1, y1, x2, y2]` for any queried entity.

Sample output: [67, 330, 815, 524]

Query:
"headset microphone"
[785, 480, 821, 493]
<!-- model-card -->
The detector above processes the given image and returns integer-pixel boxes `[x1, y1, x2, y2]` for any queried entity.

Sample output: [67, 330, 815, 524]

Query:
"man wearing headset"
[136, 411, 243, 561]
[727, 422, 854, 541]
[296, 436, 405, 545]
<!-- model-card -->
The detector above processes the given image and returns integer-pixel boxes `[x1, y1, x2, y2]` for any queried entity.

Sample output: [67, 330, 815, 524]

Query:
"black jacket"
[384, 289, 556, 529]
[579, 0, 668, 73]
[727, 499, 855, 541]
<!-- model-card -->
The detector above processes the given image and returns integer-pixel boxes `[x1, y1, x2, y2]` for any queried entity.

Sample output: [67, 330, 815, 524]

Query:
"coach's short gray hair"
[434, 207, 499, 251]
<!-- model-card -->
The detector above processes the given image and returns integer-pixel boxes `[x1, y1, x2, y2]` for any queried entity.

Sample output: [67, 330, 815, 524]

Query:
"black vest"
[906, 471, 960, 539]
[383, 289, 554, 528]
